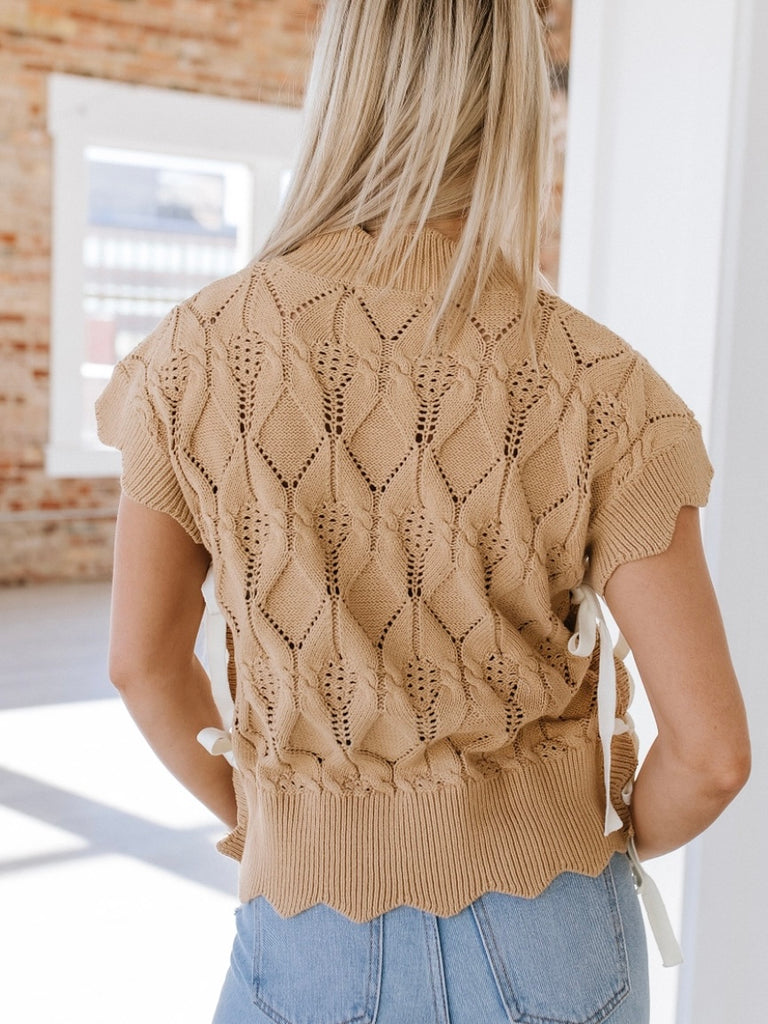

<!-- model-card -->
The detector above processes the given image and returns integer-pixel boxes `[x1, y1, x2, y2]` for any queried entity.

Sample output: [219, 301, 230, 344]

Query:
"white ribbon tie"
[197, 568, 236, 767]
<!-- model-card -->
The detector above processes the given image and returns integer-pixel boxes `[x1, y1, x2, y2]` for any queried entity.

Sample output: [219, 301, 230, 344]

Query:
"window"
[47, 74, 301, 478]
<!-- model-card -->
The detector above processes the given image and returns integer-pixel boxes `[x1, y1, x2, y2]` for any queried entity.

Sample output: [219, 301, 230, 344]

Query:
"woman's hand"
[604, 505, 750, 860]
[107, 494, 238, 830]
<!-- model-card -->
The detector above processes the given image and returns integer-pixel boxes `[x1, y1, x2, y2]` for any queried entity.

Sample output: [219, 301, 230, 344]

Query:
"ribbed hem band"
[220, 742, 631, 921]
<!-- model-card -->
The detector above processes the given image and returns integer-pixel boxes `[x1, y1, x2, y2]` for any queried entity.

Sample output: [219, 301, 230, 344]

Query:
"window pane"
[82, 147, 252, 445]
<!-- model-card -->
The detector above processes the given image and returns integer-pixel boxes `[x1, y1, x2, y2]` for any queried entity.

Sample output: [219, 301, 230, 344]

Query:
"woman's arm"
[107, 494, 237, 829]
[603, 505, 750, 860]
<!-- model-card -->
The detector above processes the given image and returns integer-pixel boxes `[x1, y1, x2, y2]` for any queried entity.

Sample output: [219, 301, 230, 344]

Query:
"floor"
[0, 582, 684, 1024]
[0, 582, 238, 1024]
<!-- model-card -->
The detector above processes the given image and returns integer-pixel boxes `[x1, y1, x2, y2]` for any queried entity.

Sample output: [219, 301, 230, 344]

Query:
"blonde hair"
[259, 0, 552, 345]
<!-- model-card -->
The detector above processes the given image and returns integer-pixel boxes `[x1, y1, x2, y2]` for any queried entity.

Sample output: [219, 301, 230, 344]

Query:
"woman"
[97, 2, 750, 1022]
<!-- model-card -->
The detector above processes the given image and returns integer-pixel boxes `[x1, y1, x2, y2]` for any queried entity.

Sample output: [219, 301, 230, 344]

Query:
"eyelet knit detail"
[96, 226, 714, 920]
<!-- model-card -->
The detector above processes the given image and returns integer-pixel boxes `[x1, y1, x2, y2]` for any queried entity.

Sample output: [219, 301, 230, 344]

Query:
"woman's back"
[97, 221, 712, 920]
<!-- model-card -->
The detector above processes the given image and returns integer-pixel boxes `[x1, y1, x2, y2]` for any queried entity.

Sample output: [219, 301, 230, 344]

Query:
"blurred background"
[1, 2, 766, 1022]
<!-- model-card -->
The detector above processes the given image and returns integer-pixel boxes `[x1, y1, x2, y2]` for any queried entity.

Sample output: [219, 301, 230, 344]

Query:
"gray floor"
[0, 582, 238, 1023]
[0, 581, 116, 709]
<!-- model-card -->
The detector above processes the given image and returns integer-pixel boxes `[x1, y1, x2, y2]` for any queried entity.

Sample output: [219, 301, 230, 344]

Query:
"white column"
[560, 2, 767, 1021]
[678, 1, 768, 1020]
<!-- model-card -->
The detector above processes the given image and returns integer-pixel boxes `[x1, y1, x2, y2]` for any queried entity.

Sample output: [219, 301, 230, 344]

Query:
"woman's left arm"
[107, 494, 237, 829]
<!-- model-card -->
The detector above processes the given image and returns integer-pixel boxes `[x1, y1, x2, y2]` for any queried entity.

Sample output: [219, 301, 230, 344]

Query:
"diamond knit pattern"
[96, 227, 714, 918]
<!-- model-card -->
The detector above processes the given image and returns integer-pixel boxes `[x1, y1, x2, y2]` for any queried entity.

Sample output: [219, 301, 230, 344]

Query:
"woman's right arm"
[108, 494, 238, 830]
[603, 504, 751, 861]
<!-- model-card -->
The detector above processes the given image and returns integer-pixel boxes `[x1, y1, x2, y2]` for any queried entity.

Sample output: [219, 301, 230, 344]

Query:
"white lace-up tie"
[568, 583, 632, 836]
[196, 568, 236, 767]
[568, 582, 683, 967]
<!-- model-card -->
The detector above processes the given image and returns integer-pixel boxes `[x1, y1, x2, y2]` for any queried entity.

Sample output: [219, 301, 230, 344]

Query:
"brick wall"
[0, 0, 323, 584]
[0, 0, 571, 585]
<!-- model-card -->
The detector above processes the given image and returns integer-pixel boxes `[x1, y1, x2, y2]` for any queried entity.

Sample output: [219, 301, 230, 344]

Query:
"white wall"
[560, 1, 767, 1020]
[560, 0, 736, 419]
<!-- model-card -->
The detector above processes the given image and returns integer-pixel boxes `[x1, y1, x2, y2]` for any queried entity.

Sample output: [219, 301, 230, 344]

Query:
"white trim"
[45, 445, 122, 480]
[45, 74, 302, 479]
[46, 74, 302, 165]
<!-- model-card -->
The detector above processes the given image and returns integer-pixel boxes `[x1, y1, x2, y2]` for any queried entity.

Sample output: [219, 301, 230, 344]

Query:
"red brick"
[0, 0, 571, 584]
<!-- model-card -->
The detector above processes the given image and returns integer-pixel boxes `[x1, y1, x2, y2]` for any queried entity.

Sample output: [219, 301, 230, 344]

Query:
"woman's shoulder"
[182, 261, 270, 329]
[541, 293, 700, 421]
[541, 292, 637, 370]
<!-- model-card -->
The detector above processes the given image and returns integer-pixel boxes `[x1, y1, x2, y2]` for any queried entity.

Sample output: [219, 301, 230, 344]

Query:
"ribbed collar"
[276, 225, 518, 294]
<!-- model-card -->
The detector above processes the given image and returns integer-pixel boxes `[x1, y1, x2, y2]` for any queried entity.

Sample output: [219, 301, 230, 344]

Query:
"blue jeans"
[212, 853, 649, 1024]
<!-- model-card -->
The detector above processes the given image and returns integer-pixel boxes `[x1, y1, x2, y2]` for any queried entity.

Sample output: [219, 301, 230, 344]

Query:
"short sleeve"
[586, 353, 713, 594]
[95, 306, 205, 545]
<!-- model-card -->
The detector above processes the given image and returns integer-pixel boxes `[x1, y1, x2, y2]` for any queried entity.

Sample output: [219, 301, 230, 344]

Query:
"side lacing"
[569, 583, 683, 968]
[197, 567, 236, 767]
[568, 583, 636, 836]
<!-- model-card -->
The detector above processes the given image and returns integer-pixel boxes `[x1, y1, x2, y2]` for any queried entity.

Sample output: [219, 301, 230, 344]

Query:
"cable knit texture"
[96, 226, 713, 920]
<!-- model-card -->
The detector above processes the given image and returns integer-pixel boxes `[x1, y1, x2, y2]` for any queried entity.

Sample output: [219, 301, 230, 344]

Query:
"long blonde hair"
[259, 0, 552, 344]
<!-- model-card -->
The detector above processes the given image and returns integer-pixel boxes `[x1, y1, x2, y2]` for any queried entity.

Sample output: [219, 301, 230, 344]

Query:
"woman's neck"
[361, 216, 466, 242]
[423, 217, 465, 241]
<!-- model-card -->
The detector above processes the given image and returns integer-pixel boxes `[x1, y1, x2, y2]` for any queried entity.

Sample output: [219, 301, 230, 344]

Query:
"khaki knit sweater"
[96, 226, 713, 920]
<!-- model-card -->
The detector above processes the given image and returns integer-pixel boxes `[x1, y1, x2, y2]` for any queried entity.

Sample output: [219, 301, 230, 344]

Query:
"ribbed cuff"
[120, 430, 203, 545]
[588, 428, 713, 595]
[96, 365, 203, 545]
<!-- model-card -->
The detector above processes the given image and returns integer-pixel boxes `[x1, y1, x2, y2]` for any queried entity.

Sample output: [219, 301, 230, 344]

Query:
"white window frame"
[46, 73, 302, 478]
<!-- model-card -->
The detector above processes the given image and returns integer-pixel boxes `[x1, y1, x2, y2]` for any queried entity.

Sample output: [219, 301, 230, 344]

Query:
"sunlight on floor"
[0, 581, 238, 1023]
[0, 698, 238, 1023]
